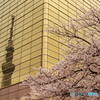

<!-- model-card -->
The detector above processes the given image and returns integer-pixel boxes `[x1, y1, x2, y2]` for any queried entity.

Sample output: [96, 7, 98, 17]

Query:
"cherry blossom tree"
[22, 8, 100, 100]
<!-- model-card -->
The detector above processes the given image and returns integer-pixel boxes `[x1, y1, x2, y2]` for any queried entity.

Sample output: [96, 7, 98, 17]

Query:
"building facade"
[0, 0, 100, 99]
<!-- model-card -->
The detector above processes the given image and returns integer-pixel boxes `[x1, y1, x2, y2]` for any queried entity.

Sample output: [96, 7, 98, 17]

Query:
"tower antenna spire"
[10, 15, 15, 40]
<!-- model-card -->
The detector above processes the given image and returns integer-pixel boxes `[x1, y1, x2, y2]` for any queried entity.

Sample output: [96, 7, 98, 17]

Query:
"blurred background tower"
[1, 16, 15, 88]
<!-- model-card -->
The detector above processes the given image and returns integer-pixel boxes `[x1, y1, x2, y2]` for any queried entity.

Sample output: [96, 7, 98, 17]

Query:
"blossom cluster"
[22, 8, 100, 100]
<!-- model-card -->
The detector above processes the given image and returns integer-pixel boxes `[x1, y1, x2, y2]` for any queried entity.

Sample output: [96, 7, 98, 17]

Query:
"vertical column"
[42, 0, 49, 68]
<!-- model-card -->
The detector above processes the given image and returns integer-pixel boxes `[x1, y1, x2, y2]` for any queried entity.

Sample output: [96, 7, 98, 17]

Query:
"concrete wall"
[0, 82, 29, 100]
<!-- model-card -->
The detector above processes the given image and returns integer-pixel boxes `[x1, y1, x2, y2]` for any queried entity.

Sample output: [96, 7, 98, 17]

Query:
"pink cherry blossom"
[22, 8, 100, 100]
